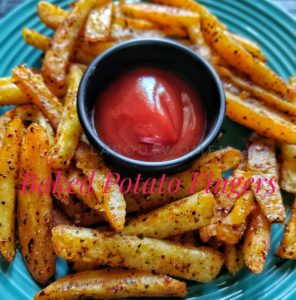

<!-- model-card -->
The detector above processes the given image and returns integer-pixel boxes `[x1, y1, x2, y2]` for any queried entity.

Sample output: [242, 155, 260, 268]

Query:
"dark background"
[0, 0, 295, 19]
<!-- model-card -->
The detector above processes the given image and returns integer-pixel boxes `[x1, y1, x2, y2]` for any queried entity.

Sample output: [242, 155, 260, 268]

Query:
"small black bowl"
[77, 39, 225, 175]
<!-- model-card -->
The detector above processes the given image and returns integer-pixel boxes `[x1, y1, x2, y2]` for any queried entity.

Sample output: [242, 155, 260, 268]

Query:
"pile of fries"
[0, 0, 295, 299]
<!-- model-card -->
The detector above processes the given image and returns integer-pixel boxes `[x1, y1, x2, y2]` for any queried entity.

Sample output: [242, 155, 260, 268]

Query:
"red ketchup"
[94, 66, 206, 162]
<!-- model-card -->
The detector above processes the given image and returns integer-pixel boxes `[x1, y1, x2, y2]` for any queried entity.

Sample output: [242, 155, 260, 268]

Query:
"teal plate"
[0, 0, 296, 299]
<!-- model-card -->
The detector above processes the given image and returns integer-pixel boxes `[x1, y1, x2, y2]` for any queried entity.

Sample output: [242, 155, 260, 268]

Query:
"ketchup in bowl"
[94, 66, 206, 162]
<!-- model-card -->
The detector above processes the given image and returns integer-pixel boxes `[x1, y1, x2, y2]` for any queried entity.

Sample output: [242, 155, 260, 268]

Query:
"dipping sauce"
[94, 66, 206, 162]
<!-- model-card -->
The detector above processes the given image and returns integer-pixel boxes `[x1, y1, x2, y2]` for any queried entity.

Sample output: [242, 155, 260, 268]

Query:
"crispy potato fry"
[52, 225, 224, 282]
[12, 65, 63, 129]
[216, 222, 247, 245]
[85, 2, 112, 42]
[79, 41, 115, 57]
[34, 268, 187, 300]
[222, 192, 255, 225]
[224, 243, 244, 274]
[42, 0, 97, 96]
[0, 77, 30, 105]
[243, 206, 271, 273]
[225, 91, 296, 144]
[170, 230, 196, 246]
[121, 3, 200, 27]
[280, 144, 296, 193]
[202, 14, 295, 99]
[218, 66, 296, 116]
[247, 138, 286, 223]
[70, 260, 100, 272]
[0, 115, 11, 147]
[276, 200, 296, 260]
[123, 191, 215, 239]
[75, 143, 126, 232]
[48, 65, 83, 169]
[0, 118, 23, 261]
[53, 205, 73, 227]
[17, 124, 55, 283]
[38, 1, 67, 30]
[22, 28, 50, 52]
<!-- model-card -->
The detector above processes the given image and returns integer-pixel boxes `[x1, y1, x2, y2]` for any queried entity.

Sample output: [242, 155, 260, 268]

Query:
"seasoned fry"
[75, 143, 126, 232]
[53, 205, 73, 227]
[123, 191, 215, 239]
[280, 144, 296, 193]
[224, 243, 244, 274]
[243, 206, 271, 273]
[17, 124, 55, 283]
[121, 3, 200, 27]
[22, 28, 51, 52]
[52, 225, 224, 282]
[34, 268, 187, 300]
[42, 0, 97, 96]
[0, 115, 11, 147]
[85, 2, 112, 42]
[48, 65, 83, 169]
[0, 118, 23, 262]
[202, 14, 294, 99]
[12, 65, 63, 129]
[225, 91, 296, 144]
[70, 260, 100, 272]
[247, 137, 286, 223]
[0, 77, 30, 105]
[276, 200, 296, 260]
[216, 222, 247, 245]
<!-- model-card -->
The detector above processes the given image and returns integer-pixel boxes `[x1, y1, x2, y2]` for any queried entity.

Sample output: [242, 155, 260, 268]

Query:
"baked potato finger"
[224, 243, 244, 274]
[123, 191, 215, 238]
[18, 124, 55, 284]
[0, 115, 11, 147]
[34, 269, 187, 300]
[0, 118, 23, 262]
[280, 144, 296, 193]
[22, 28, 51, 52]
[52, 225, 224, 282]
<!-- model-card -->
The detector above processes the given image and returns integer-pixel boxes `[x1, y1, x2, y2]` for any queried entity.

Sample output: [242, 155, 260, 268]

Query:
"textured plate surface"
[0, 0, 296, 299]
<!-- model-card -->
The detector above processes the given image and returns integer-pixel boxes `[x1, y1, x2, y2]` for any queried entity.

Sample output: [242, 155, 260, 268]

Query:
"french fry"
[52, 205, 73, 227]
[85, 2, 112, 42]
[224, 243, 244, 274]
[243, 206, 271, 273]
[75, 143, 126, 232]
[70, 260, 100, 272]
[218, 66, 296, 116]
[276, 200, 296, 260]
[170, 230, 196, 246]
[0, 77, 30, 105]
[225, 91, 296, 144]
[216, 222, 247, 245]
[79, 41, 115, 57]
[34, 268, 187, 300]
[22, 28, 50, 52]
[123, 191, 215, 239]
[42, 0, 97, 97]
[280, 144, 296, 193]
[202, 14, 295, 100]
[0, 118, 23, 262]
[12, 65, 63, 129]
[52, 225, 224, 282]
[38, 1, 67, 30]
[48, 65, 83, 169]
[121, 3, 200, 27]
[17, 124, 55, 283]
[247, 137, 286, 223]
[0, 115, 11, 147]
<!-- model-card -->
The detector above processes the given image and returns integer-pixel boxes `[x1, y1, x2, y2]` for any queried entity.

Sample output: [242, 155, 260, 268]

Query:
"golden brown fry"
[121, 3, 200, 27]
[52, 205, 73, 227]
[224, 243, 244, 274]
[17, 124, 55, 283]
[276, 200, 296, 260]
[75, 143, 126, 232]
[22, 28, 50, 52]
[12, 65, 62, 129]
[85, 2, 112, 42]
[280, 144, 296, 193]
[216, 222, 247, 245]
[225, 91, 296, 144]
[247, 137, 286, 223]
[218, 66, 296, 116]
[70, 260, 100, 272]
[52, 225, 224, 282]
[42, 0, 97, 96]
[0, 115, 11, 147]
[38, 1, 67, 30]
[243, 206, 271, 273]
[0, 77, 30, 105]
[202, 14, 294, 99]
[0, 118, 23, 262]
[79, 41, 115, 57]
[48, 65, 83, 169]
[123, 191, 215, 239]
[34, 268, 187, 300]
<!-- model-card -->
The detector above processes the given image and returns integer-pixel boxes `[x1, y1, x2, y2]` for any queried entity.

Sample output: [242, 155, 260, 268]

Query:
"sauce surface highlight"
[94, 66, 206, 161]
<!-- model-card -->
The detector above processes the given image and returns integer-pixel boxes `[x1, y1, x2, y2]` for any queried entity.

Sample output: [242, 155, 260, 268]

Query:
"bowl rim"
[77, 38, 225, 169]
